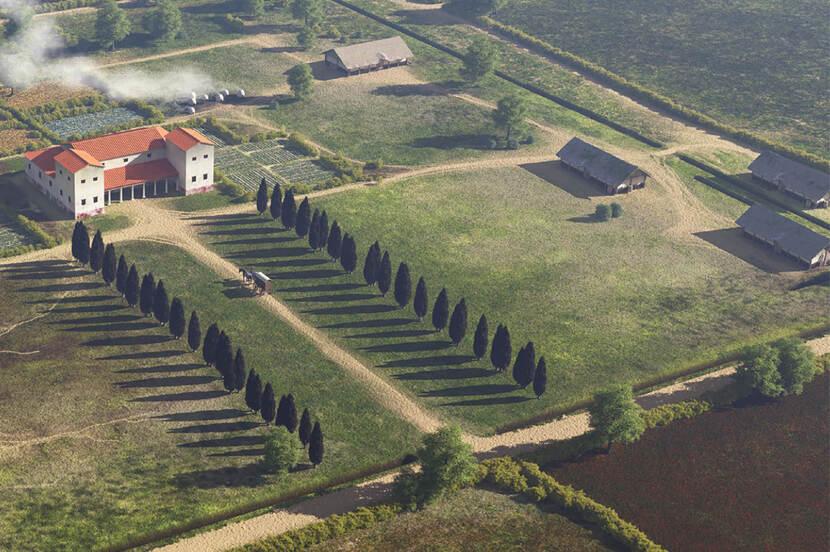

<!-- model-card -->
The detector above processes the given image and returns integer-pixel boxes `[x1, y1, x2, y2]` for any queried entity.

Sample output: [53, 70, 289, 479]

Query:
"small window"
[68, 196, 71, 202]
[59, 169, 62, 175]
[49, 181, 52, 187]
[191, 175, 197, 182]
[93, 196, 98, 203]
[39, 171, 42, 178]
[93, 176, 98, 181]
[81, 179, 86, 184]
[102, 162, 105, 166]
[203, 173, 208, 180]
[60, 189, 63, 196]
[28, 163, 31, 169]
[81, 198, 86, 205]
[191, 156, 196, 161]
[147, 153, 152, 158]
[203, 154, 208, 159]
[123, 158, 128, 162]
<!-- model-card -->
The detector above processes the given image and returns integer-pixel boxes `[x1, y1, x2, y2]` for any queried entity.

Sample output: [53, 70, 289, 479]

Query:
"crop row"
[44, 107, 144, 139]
[273, 160, 335, 186]
[249, 146, 301, 167]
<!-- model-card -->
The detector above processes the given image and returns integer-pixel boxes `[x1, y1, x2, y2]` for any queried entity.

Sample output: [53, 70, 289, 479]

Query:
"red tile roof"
[24, 146, 63, 177]
[54, 148, 104, 173]
[166, 127, 214, 151]
[69, 126, 168, 161]
[104, 159, 178, 191]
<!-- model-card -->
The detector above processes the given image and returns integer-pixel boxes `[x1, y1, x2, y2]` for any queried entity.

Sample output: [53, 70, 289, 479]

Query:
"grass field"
[491, 0, 829, 157]
[308, 487, 618, 551]
[196, 167, 829, 433]
[0, 241, 420, 551]
[545, 373, 829, 552]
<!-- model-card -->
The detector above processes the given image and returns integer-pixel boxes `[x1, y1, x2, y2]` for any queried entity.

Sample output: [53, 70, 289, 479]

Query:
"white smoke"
[0, 0, 216, 101]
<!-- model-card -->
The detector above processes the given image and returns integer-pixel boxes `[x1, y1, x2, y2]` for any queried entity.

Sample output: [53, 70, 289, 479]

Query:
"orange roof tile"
[54, 148, 103, 173]
[69, 126, 168, 161]
[104, 159, 178, 191]
[24, 146, 63, 176]
[166, 127, 214, 151]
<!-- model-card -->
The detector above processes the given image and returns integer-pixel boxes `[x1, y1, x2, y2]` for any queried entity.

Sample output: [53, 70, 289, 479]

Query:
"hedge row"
[0, 206, 60, 257]
[477, 16, 829, 172]
[30, 0, 98, 14]
[640, 400, 710, 429]
[287, 133, 318, 157]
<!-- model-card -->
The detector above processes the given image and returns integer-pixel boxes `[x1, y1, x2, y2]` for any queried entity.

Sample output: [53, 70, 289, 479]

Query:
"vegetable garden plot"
[273, 160, 334, 186]
[44, 107, 143, 139]
[0, 212, 34, 250]
[224, 165, 285, 192]
[215, 147, 250, 171]
[192, 127, 226, 147]
[249, 146, 301, 167]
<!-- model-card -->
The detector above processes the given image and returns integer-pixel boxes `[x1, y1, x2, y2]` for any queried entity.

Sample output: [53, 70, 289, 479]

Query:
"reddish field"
[545, 373, 829, 552]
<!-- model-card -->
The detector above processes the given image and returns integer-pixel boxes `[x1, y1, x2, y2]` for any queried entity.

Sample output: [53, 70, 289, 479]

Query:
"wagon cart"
[252, 271, 272, 295]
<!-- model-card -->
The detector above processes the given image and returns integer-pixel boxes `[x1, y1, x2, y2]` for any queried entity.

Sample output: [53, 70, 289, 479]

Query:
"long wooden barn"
[557, 137, 648, 194]
[323, 37, 413, 76]
[736, 204, 830, 268]
[748, 151, 830, 208]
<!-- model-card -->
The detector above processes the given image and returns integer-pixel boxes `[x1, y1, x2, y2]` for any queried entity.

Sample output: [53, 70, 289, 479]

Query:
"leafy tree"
[326, 221, 342, 261]
[595, 204, 611, 221]
[448, 298, 468, 345]
[287, 63, 314, 100]
[169, 297, 186, 339]
[3, 6, 33, 39]
[490, 324, 511, 372]
[281, 188, 297, 229]
[363, 241, 380, 287]
[202, 323, 220, 366]
[256, 178, 269, 215]
[340, 234, 357, 274]
[125, 264, 140, 307]
[245, 369, 262, 413]
[95, 0, 131, 50]
[393, 425, 477, 511]
[309, 421, 324, 467]
[76, 222, 90, 265]
[776, 338, 816, 395]
[284, 393, 298, 433]
[102, 244, 117, 286]
[431, 288, 449, 332]
[589, 385, 645, 452]
[262, 427, 299, 475]
[187, 310, 201, 351]
[143, 0, 181, 42]
[298, 408, 312, 448]
[394, 262, 412, 309]
[473, 314, 488, 360]
[139, 273, 156, 317]
[377, 251, 392, 296]
[297, 25, 316, 51]
[445, 0, 506, 16]
[216, 332, 233, 379]
[512, 341, 536, 388]
[116, 255, 128, 295]
[461, 35, 497, 83]
[413, 277, 428, 320]
[89, 230, 104, 273]
[270, 183, 282, 221]
[733, 344, 782, 397]
[291, 0, 322, 27]
[261, 382, 277, 424]
[295, 197, 311, 238]
[533, 356, 547, 398]
[492, 95, 527, 141]
[233, 348, 246, 393]
[239, 0, 264, 18]
[317, 211, 329, 251]
[308, 209, 320, 251]
[153, 279, 170, 326]
[610, 202, 623, 218]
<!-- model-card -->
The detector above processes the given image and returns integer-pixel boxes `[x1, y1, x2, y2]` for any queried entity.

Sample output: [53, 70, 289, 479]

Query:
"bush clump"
[611, 202, 623, 218]
[287, 133, 318, 157]
[595, 203, 611, 221]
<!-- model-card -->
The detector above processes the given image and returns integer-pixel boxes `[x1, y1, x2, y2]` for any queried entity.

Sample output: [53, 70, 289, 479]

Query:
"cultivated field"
[43, 106, 143, 139]
[545, 373, 830, 552]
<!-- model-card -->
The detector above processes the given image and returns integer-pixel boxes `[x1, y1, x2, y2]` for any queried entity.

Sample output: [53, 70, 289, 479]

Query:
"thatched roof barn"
[557, 137, 648, 194]
[736, 204, 830, 268]
[748, 151, 830, 208]
[324, 36, 413, 75]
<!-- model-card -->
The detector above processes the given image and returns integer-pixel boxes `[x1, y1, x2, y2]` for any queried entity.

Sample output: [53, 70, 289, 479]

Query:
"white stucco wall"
[166, 141, 213, 194]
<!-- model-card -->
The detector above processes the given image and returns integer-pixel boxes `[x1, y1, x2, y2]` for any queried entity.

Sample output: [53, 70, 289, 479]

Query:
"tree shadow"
[52, 304, 126, 314]
[345, 328, 434, 339]
[279, 282, 364, 293]
[82, 334, 172, 347]
[190, 214, 265, 226]
[51, 313, 141, 325]
[5, 269, 89, 280]
[303, 304, 398, 316]
[172, 463, 266, 489]
[270, 268, 344, 280]
[322, 317, 415, 330]
[394, 367, 493, 380]
[259, 258, 329, 269]
[210, 236, 293, 247]
[168, 421, 261, 433]
[201, 226, 289, 237]
[63, 321, 160, 333]
[379, 354, 473, 368]
[208, 448, 265, 458]
[520, 161, 604, 199]
[567, 214, 602, 224]
[392, 7, 458, 26]
[98, 350, 186, 360]
[288, 292, 378, 303]
[130, 390, 226, 402]
[442, 396, 532, 407]
[420, 384, 517, 397]
[360, 340, 451, 353]
[25, 294, 113, 304]
[179, 435, 266, 448]
[153, 408, 248, 422]
[116, 375, 216, 388]
[19, 282, 103, 292]
[371, 84, 445, 97]
[409, 134, 492, 150]
[228, 246, 309, 259]
[117, 363, 204, 374]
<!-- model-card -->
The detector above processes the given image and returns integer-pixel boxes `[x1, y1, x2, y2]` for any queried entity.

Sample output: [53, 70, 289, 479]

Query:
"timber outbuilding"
[748, 151, 830, 208]
[324, 36, 413, 76]
[557, 137, 648, 194]
[736, 204, 830, 268]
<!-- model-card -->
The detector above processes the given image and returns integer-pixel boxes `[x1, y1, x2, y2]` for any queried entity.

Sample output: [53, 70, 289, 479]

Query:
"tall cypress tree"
[169, 297, 186, 339]
[448, 298, 468, 345]
[309, 421, 324, 467]
[275, 394, 289, 428]
[340, 234, 357, 273]
[512, 345, 530, 388]
[326, 221, 342, 261]
[295, 197, 311, 237]
[216, 332, 233, 379]
[139, 273, 155, 317]
[153, 279, 170, 326]
[308, 209, 320, 251]
[233, 348, 246, 393]
[432, 288, 449, 332]
[260, 382, 276, 424]
[71, 221, 81, 261]
[187, 311, 201, 351]
[245, 369, 262, 412]
[256, 178, 269, 215]
[394, 262, 411, 308]
[318, 210, 329, 250]
[285, 393, 298, 433]
[76, 222, 90, 266]
[413, 277, 428, 320]
[490, 324, 512, 372]
[270, 183, 282, 221]
[473, 314, 488, 360]
[298, 408, 312, 448]
[363, 241, 380, 286]
[116, 254, 128, 296]
[125, 264, 139, 307]
[281, 188, 297, 229]
[533, 357, 547, 398]
[89, 230, 104, 273]
[377, 251, 392, 296]
[202, 323, 219, 366]
[102, 243, 116, 286]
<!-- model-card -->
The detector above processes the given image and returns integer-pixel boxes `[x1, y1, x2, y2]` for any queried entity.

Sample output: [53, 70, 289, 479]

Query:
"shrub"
[214, 169, 245, 198]
[287, 133, 318, 157]
[595, 203, 611, 221]
[506, 137, 519, 149]
[610, 202, 623, 218]
[364, 158, 383, 170]
[262, 427, 299, 476]
[640, 400, 710, 429]
[222, 13, 245, 33]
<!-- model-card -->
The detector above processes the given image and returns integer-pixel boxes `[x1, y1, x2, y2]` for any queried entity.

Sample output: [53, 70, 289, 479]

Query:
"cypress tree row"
[169, 297, 186, 339]
[216, 332, 233, 379]
[270, 183, 282, 221]
[139, 273, 155, 317]
[261, 382, 276, 424]
[202, 323, 220, 366]
[71, 221, 81, 261]
[233, 348, 246, 393]
[318, 211, 329, 250]
[281, 188, 297, 229]
[340, 234, 357, 273]
[473, 314, 488, 360]
[533, 357, 547, 398]
[309, 209, 320, 251]
[153, 279, 170, 326]
[125, 264, 140, 307]
[187, 311, 201, 351]
[275, 394, 288, 428]
[245, 369, 262, 413]
[256, 178, 269, 215]
[89, 230, 104, 273]
[116, 255, 128, 296]
[393, 262, 411, 309]
[377, 251, 392, 296]
[298, 408, 312, 448]
[285, 393, 298, 433]
[222, 351, 236, 392]
[102, 243, 116, 286]
[363, 241, 380, 286]
[512, 342, 536, 388]
[413, 277, 428, 320]
[295, 197, 311, 237]
[309, 421, 324, 467]
[490, 324, 512, 372]
[76, 222, 90, 266]
[448, 298, 468, 345]
[327, 221, 342, 261]
[432, 288, 449, 332]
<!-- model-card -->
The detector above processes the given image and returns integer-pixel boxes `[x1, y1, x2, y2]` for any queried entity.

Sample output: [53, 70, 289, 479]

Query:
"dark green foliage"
[595, 204, 611, 221]
[89, 230, 104, 273]
[125, 264, 139, 307]
[287, 63, 314, 100]
[102, 243, 116, 286]
[462, 35, 498, 82]
[413, 276, 428, 320]
[275, 394, 288, 428]
[239, 0, 264, 18]
[187, 311, 201, 351]
[318, 211, 329, 250]
[734, 340, 816, 398]
[492, 95, 527, 141]
[261, 382, 276, 424]
[363, 241, 380, 287]
[327, 221, 342, 261]
[377, 251, 392, 296]
[490, 324, 512, 372]
[432, 288, 449, 332]
[298, 408, 312, 447]
[512, 341, 536, 388]
[76, 222, 90, 265]
[115, 254, 128, 295]
[95, 0, 130, 50]
[169, 297, 185, 339]
[202, 323, 219, 366]
[245, 369, 262, 413]
[291, 0, 322, 27]
[256, 178, 269, 215]
[295, 197, 311, 237]
[139, 273, 155, 317]
[285, 393, 298, 433]
[309, 421, 324, 467]
[340, 234, 357, 274]
[394, 262, 412, 309]
[473, 314, 488, 360]
[216, 332, 233, 379]
[448, 298, 468, 345]
[589, 385, 645, 450]
[270, 183, 282, 221]
[143, 0, 181, 42]
[533, 356, 547, 398]
[776, 338, 816, 395]
[610, 202, 623, 218]
[153, 279, 169, 326]
[281, 189, 297, 229]
[262, 427, 299, 476]
[71, 221, 81, 262]
[297, 25, 316, 51]
[308, 209, 320, 251]
[233, 348, 246, 393]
